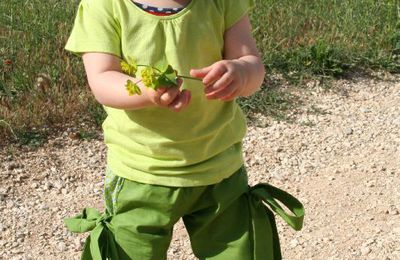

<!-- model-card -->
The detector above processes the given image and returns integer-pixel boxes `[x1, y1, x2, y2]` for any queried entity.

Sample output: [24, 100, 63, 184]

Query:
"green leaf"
[157, 65, 178, 87]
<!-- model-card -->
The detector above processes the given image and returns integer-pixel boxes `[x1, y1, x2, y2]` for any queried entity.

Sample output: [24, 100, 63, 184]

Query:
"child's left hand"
[190, 60, 248, 101]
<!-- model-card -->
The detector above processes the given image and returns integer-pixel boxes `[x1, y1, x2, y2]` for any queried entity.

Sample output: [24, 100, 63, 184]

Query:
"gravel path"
[1, 74, 399, 259]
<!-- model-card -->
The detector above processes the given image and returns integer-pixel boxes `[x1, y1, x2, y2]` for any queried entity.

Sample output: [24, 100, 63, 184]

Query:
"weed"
[251, 0, 400, 80]
[307, 105, 330, 116]
[15, 129, 47, 147]
[238, 86, 296, 121]
[299, 120, 316, 127]
[78, 129, 98, 140]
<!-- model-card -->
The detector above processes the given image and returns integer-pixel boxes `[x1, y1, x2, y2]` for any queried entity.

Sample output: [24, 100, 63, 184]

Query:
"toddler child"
[64, 0, 304, 259]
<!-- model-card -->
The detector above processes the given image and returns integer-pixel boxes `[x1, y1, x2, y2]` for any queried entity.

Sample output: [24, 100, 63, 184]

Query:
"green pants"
[65, 167, 304, 260]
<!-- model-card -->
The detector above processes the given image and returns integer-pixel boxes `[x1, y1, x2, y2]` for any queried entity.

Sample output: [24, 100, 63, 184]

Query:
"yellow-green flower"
[121, 60, 137, 77]
[141, 67, 157, 89]
[125, 80, 141, 95]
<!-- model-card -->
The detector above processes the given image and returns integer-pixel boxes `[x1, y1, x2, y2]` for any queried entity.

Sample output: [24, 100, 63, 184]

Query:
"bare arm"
[190, 15, 265, 100]
[82, 53, 191, 111]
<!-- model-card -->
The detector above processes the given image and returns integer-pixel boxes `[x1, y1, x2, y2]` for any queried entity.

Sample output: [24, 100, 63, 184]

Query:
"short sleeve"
[223, 0, 255, 30]
[65, 0, 121, 57]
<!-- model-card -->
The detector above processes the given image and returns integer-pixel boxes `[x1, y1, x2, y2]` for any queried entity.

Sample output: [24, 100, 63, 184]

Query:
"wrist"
[233, 58, 250, 97]
[236, 55, 264, 97]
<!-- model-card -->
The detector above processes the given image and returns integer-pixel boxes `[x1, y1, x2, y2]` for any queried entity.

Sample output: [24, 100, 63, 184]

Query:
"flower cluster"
[125, 80, 141, 95]
[140, 67, 157, 89]
[120, 58, 200, 96]
[120, 60, 137, 77]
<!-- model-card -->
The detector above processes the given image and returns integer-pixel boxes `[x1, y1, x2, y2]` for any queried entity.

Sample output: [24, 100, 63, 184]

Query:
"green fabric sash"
[248, 183, 305, 260]
[64, 208, 119, 260]
[64, 183, 304, 260]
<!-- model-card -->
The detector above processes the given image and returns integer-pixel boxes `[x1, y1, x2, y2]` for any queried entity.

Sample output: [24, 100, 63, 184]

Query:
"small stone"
[6, 201, 14, 208]
[345, 128, 353, 135]
[74, 237, 84, 250]
[43, 182, 52, 190]
[364, 238, 375, 246]
[361, 107, 371, 113]
[366, 181, 375, 188]
[289, 239, 299, 248]
[57, 241, 67, 252]
[0, 193, 6, 202]
[7, 162, 20, 171]
[361, 247, 371, 255]
[386, 205, 399, 215]
[68, 132, 81, 140]
[40, 204, 49, 210]
[53, 181, 63, 190]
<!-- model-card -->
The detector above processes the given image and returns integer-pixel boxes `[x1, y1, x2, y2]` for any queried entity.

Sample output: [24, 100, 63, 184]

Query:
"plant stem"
[178, 75, 202, 81]
[138, 64, 202, 81]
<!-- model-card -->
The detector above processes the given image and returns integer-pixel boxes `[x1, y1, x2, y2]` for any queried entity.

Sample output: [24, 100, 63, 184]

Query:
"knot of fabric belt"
[248, 183, 305, 260]
[64, 208, 119, 260]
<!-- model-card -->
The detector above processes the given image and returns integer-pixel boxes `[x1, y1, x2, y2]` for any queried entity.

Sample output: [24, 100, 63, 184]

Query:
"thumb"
[190, 65, 213, 79]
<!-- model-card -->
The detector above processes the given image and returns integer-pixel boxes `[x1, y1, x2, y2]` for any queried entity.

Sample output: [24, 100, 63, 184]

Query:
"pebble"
[0, 192, 6, 202]
[361, 247, 371, 256]
[6, 201, 14, 208]
[57, 241, 67, 252]
[40, 204, 49, 210]
[7, 162, 20, 171]
[289, 239, 299, 248]
[386, 206, 399, 215]
[345, 128, 354, 135]
[43, 182, 52, 191]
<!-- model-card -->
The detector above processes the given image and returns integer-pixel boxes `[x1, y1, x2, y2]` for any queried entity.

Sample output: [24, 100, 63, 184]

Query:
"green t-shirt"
[66, 0, 255, 186]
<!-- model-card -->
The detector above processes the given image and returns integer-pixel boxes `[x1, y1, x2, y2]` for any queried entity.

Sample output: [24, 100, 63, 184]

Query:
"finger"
[204, 72, 234, 94]
[202, 64, 227, 86]
[159, 87, 180, 106]
[190, 66, 213, 79]
[147, 87, 166, 105]
[206, 82, 238, 100]
[155, 87, 168, 96]
[220, 88, 241, 101]
[169, 90, 191, 112]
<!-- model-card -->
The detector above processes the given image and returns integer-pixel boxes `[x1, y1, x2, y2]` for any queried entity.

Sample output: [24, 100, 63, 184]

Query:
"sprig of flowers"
[120, 59, 201, 96]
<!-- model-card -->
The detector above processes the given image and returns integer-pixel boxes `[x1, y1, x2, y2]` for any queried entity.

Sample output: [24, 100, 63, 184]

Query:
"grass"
[0, 0, 98, 144]
[0, 0, 399, 144]
[251, 0, 400, 79]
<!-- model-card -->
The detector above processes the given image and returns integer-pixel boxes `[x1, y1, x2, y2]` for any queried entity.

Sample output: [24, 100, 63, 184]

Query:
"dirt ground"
[1, 74, 399, 259]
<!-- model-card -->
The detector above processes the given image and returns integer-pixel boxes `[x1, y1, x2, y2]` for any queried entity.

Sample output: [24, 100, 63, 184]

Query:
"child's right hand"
[144, 78, 191, 112]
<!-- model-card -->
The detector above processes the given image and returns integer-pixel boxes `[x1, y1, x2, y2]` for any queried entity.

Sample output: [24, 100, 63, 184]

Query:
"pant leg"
[182, 167, 252, 260]
[104, 170, 191, 260]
